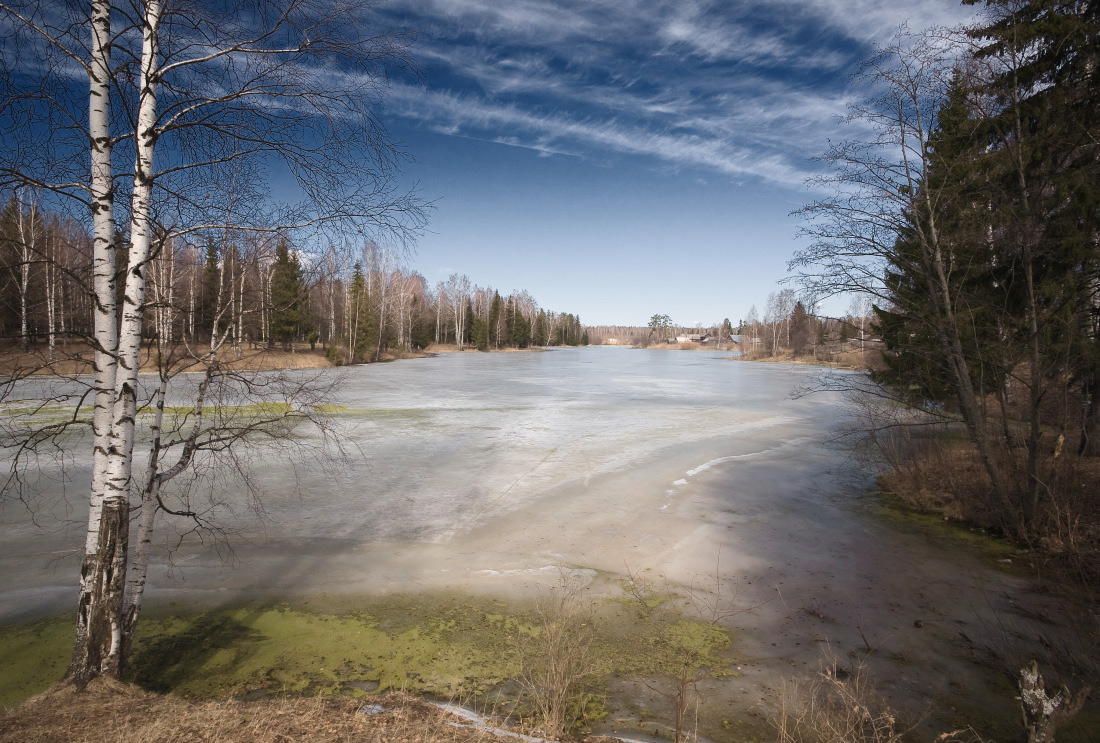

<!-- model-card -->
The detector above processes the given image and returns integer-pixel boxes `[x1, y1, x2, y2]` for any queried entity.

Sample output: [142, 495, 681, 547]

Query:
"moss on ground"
[0, 615, 71, 708]
[866, 493, 1021, 566]
[0, 592, 735, 718]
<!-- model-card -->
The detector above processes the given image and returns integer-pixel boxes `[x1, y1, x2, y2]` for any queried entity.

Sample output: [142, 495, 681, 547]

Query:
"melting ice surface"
[1, 346, 844, 613]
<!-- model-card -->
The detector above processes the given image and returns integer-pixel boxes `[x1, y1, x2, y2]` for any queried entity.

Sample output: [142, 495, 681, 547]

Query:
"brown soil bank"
[0, 679, 507, 743]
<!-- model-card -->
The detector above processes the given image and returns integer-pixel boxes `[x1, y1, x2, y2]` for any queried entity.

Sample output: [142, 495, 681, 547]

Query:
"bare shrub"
[624, 556, 752, 743]
[516, 571, 600, 739]
[773, 654, 912, 743]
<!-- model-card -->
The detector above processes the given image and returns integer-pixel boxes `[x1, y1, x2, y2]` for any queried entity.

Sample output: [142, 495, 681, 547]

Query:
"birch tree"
[1, 0, 424, 683]
[445, 273, 471, 347]
[790, 28, 1015, 517]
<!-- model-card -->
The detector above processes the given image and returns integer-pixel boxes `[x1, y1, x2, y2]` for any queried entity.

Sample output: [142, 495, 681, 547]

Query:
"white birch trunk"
[15, 195, 32, 352]
[92, 0, 163, 677]
[71, 0, 122, 683]
[435, 287, 442, 344]
[46, 230, 56, 363]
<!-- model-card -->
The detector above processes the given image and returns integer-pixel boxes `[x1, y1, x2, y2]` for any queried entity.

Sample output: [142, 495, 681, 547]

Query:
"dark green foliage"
[199, 240, 220, 339]
[505, 297, 531, 348]
[347, 262, 376, 363]
[410, 308, 434, 350]
[535, 310, 549, 346]
[789, 302, 810, 355]
[269, 240, 306, 350]
[470, 316, 489, 351]
[488, 291, 502, 348]
[463, 300, 474, 346]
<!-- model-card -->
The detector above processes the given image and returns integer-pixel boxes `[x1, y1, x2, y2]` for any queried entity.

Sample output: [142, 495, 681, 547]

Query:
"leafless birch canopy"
[0, 0, 427, 683]
[1, 0, 425, 241]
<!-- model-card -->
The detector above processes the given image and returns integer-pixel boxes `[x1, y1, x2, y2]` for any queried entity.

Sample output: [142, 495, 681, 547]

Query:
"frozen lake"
[2, 346, 854, 613]
[1, 346, 1068, 731]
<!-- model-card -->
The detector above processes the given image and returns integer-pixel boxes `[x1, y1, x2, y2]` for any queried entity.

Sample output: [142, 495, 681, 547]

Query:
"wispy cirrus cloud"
[377, 0, 979, 187]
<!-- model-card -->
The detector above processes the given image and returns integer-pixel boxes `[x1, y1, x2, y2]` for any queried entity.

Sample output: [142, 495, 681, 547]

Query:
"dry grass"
[773, 655, 912, 743]
[0, 342, 333, 375]
[876, 429, 1100, 590]
[877, 439, 997, 526]
[734, 347, 881, 370]
[0, 679, 509, 743]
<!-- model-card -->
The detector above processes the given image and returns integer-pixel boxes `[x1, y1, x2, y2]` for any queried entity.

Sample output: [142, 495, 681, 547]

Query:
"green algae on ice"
[865, 494, 1020, 567]
[0, 615, 71, 708]
[0, 593, 736, 717]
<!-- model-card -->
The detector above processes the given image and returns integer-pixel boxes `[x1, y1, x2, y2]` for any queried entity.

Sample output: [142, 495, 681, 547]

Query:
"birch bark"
[69, 0, 120, 684]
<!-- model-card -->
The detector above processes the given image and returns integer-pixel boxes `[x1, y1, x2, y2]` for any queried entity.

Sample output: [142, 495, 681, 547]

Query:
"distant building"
[675, 334, 710, 344]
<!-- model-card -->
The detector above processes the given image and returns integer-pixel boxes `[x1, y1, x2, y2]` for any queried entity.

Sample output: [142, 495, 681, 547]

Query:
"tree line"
[733, 290, 876, 362]
[791, 1, 1099, 547]
[0, 198, 588, 366]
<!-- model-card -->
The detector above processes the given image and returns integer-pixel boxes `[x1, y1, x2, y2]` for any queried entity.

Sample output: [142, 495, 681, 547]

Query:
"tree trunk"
[69, 497, 129, 685]
[46, 231, 56, 363]
[1018, 661, 1090, 743]
[1080, 370, 1100, 456]
[71, 0, 121, 684]
[121, 476, 158, 669]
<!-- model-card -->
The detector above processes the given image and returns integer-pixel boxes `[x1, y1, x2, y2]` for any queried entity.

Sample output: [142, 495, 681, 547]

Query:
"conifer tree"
[199, 241, 220, 340]
[348, 262, 376, 363]
[489, 291, 502, 348]
[269, 240, 305, 350]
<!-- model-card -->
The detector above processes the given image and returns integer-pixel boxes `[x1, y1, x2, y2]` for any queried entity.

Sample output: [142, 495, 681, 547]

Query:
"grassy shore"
[0, 342, 547, 376]
[731, 347, 877, 370]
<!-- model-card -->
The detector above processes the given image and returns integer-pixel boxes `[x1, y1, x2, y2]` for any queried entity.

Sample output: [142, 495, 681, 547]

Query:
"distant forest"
[0, 200, 588, 364]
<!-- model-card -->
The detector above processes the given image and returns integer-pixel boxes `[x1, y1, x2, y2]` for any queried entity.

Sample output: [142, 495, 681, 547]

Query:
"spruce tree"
[269, 239, 305, 350]
[488, 291, 502, 348]
[789, 302, 810, 355]
[198, 240, 220, 340]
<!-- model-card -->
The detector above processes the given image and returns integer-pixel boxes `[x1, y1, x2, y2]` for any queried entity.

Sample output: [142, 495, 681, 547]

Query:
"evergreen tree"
[198, 240, 220, 339]
[410, 295, 434, 350]
[963, 0, 1100, 456]
[470, 315, 489, 351]
[535, 309, 549, 346]
[463, 299, 475, 346]
[348, 262, 376, 363]
[269, 239, 305, 350]
[488, 291, 502, 348]
[789, 302, 810, 355]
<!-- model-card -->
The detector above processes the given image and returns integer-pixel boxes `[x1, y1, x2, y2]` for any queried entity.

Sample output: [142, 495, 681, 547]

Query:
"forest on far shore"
[0, 200, 588, 372]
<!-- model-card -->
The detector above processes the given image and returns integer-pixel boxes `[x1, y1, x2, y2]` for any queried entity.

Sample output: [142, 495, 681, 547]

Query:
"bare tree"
[0, 0, 425, 683]
[848, 295, 872, 360]
[445, 273, 471, 347]
[789, 27, 1012, 512]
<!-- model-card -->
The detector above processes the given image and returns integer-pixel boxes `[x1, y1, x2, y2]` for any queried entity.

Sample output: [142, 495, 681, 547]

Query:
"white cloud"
[386, 83, 805, 185]
[378, 0, 981, 186]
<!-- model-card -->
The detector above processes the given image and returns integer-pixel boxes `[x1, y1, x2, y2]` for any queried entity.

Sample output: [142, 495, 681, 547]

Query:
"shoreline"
[728, 349, 872, 371]
[0, 343, 550, 377]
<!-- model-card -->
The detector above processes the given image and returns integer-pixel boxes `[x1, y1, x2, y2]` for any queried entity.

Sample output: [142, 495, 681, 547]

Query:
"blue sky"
[371, 0, 978, 326]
